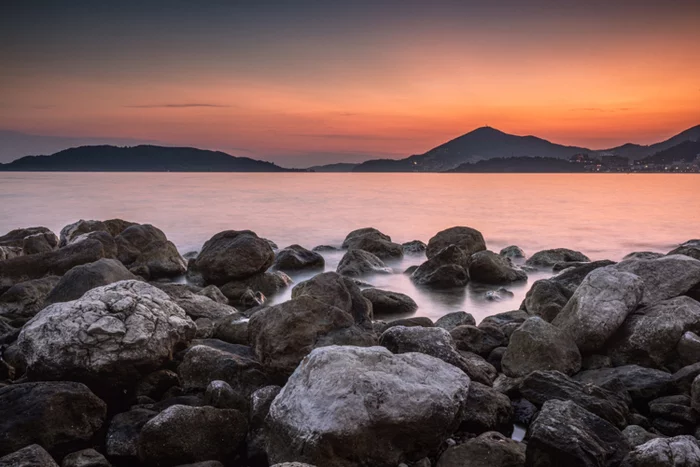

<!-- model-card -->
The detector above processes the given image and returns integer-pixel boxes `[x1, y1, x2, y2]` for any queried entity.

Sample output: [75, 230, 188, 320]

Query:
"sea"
[1, 172, 698, 323]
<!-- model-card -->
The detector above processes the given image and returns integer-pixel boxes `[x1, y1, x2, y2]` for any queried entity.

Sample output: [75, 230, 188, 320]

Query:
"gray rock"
[426, 226, 486, 259]
[380, 316, 434, 332]
[341, 227, 391, 249]
[468, 250, 527, 284]
[479, 310, 529, 338]
[623, 251, 665, 260]
[435, 311, 476, 331]
[137, 405, 248, 466]
[612, 254, 700, 305]
[691, 375, 700, 412]
[16, 280, 196, 386]
[266, 345, 471, 467]
[270, 464, 316, 467]
[460, 382, 513, 435]
[135, 369, 179, 401]
[436, 431, 525, 467]
[552, 266, 645, 352]
[411, 245, 470, 289]
[574, 365, 672, 404]
[620, 436, 700, 466]
[0, 246, 22, 261]
[526, 400, 628, 467]
[502, 317, 581, 377]
[213, 316, 249, 345]
[23, 232, 59, 255]
[336, 249, 392, 277]
[312, 245, 338, 252]
[606, 296, 700, 370]
[272, 245, 325, 273]
[348, 236, 404, 261]
[247, 385, 282, 464]
[204, 380, 247, 411]
[525, 248, 590, 268]
[678, 331, 700, 366]
[451, 324, 506, 357]
[193, 230, 275, 285]
[115, 224, 186, 280]
[402, 240, 427, 255]
[219, 271, 292, 309]
[0, 227, 55, 248]
[500, 245, 526, 259]
[106, 408, 157, 457]
[59, 220, 109, 247]
[0, 444, 59, 467]
[0, 276, 60, 326]
[46, 258, 138, 304]
[154, 283, 238, 321]
[622, 425, 664, 448]
[61, 448, 110, 467]
[361, 288, 417, 317]
[668, 243, 700, 261]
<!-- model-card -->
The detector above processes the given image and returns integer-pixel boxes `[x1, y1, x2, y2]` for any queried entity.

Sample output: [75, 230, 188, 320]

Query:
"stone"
[312, 245, 338, 252]
[0, 444, 59, 467]
[402, 240, 427, 255]
[622, 425, 663, 448]
[23, 232, 59, 255]
[154, 283, 238, 321]
[61, 449, 110, 467]
[435, 311, 476, 331]
[460, 382, 513, 435]
[426, 226, 486, 259]
[526, 400, 628, 467]
[380, 316, 434, 332]
[114, 224, 186, 280]
[552, 267, 645, 352]
[620, 436, 700, 466]
[511, 398, 538, 427]
[59, 220, 109, 247]
[500, 245, 526, 259]
[479, 310, 529, 338]
[204, 380, 247, 411]
[525, 248, 590, 268]
[501, 317, 581, 377]
[468, 250, 527, 284]
[0, 381, 106, 457]
[213, 316, 249, 345]
[612, 255, 700, 305]
[574, 365, 672, 405]
[266, 345, 471, 467]
[411, 245, 470, 289]
[678, 331, 700, 366]
[135, 369, 179, 401]
[106, 408, 157, 457]
[0, 227, 55, 248]
[436, 431, 525, 467]
[520, 279, 570, 322]
[272, 245, 325, 272]
[219, 271, 292, 308]
[623, 252, 665, 260]
[137, 405, 248, 466]
[46, 259, 138, 304]
[193, 230, 275, 285]
[451, 324, 505, 357]
[16, 280, 196, 387]
[361, 288, 417, 317]
[247, 385, 282, 465]
[0, 276, 60, 326]
[341, 228, 392, 249]
[337, 249, 392, 277]
[349, 236, 404, 261]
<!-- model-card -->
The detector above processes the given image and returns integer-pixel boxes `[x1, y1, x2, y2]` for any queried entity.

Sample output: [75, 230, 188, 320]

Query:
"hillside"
[638, 140, 700, 165]
[448, 156, 587, 173]
[603, 125, 700, 160]
[0, 145, 299, 172]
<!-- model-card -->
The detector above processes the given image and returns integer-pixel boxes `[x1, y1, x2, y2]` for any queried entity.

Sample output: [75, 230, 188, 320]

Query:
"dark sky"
[1, 0, 699, 166]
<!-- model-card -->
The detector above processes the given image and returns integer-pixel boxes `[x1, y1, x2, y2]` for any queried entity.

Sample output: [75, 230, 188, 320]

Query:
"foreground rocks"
[193, 230, 275, 285]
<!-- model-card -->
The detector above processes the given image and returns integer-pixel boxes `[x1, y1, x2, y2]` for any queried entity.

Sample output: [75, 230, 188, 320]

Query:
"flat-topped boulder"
[426, 226, 486, 259]
[361, 288, 417, 317]
[272, 244, 325, 273]
[59, 220, 110, 247]
[193, 230, 275, 285]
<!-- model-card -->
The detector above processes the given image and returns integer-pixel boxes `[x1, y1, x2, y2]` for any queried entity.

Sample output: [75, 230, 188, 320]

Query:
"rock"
[527, 400, 628, 467]
[502, 317, 581, 377]
[511, 398, 538, 427]
[0, 246, 22, 261]
[460, 382, 513, 435]
[525, 248, 590, 268]
[266, 345, 471, 467]
[426, 226, 486, 259]
[270, 464, 316, 467]
[193, 230, 275, 285]
[574, 365, 672, 405]
[312, 244, 337, 252]
[341, 227, 391, 249]
[154, 283, 238, 321]
[485, 288, 515, 301]
[402, 240, 426, 255]
[179, 340, 268, 397]
[648, 398, 696, 435]
[669, 243, 700, 261]
[500, 245, 526, 259]
[451, 325, 505, 357]
[0, 381, 106, 457]
[349, 236, 404, 261]
[361, 288, 417, 317]
[174, 461, 224, 467]
[0, 276, 60, 326]
[411, 245, 470, 289]
[582, 354, 612, 370]
[272, 245, 325, 273]
[135, 369, 179, 401]
[59, 220, 109, 247]
[62, 449, 110, 467]
[606, 296, 700, 370]
[23, 232, 59, 255]
[620, 436, 700, 466]
[70, 231, 117, 259]
[114, 224, 186, 280]
[692, 375, 700, 412]
[436, 431, 525, 467]
[337, 249, 392, 277]
[479, 310, 529, 339]
[381, 316, 434, 332]
[106, 408, 157, 457]
[622, 425, 663, 448]
[380, 326, 494, 384]
[16, 280, 196, 387]
[435, 311, 476, 331]
[0, 238, 109, 291]
[552, 267, 645, 352]
[519, 370, 629, 428]
[247, 385, 282, 464]
[46, 259, 138, 304]
[204, 380, 247, 411]
[213, 316, 249, 345]
[0, 444, 59, 467]
[678, 331, 700, 366]
[219, 271, 292, 308]
[137, 405, 248, 466]
[102, 218, 137, 237]
[624, 252, 665, 260]
[468, 251, 527, 284]
[0, 227, 56, 248]
[552, 260, 595, 272]
[488, 347, 506, 372]
[612, 255, 700, 305]
[248, 296, 376, 379]
[291, 271, 373, 327]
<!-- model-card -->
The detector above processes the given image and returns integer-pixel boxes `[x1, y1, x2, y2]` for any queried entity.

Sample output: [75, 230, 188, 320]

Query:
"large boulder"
[59, 220, 109, 247]
[336, 249, 392, 277]
[219, 271, 292, 308]
[500, 245, 526, 259]
[0, 444, 59, 467]
[606, 296, 700, 370]
[62, 449, 110, 467]
[137, 405, 248, 467]
[106, 408, 158, 458]
[266, 345, 471, 467]
[525, 248, 590, 268]
[154, 283, 237, 321]
[451, 324, 506, 357]
[402, 240, 427, 255]
[16, 280, 196, 387]
[0, 381, 106, 457]
[552, 267, 645, 352]
[341, 227, 391, 249]
[611, 255, 700, 305]
[668, 240, 700, 261]
[411, 245, 470, 289]
[574, 365, 673, 405]
[468, 250, 527, 284]
[460, 382, 513, 435]
[248, 296, 376, 380]
[0, 227, 55, 248]
[193, 230, 275, 285]
[426, 226, 486, 259]
[45, 258, 138, 304]
[272, 245, 325, 273]
[501, 317, 581, 377]
[435, 311, 476, 331]
[361, 288, 417, 317]
[526, 400, 629, 467]
[620, 436, 700, 467]
[348, 236, 404, 261]
[291, 272, 373, 327]
[0, 276, 60, 326]
[436, 431, 525, 467]
[115, 224, 186, 280]
[22, 232, 59, 255]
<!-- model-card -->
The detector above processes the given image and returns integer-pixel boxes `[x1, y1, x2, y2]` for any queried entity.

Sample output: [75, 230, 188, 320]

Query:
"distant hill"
[638, 140, 700, 165]
[0, 145, 300, 172]
[353, 127, 591, 172]
[307, 162, 357, 172]
[603, 125, 700, 161]
[448, 156, 587, 173]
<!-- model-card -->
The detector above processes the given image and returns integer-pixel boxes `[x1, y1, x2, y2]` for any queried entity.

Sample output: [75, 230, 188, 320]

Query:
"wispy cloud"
[125, 103, 231, 108]
[570, 107, 632, 113]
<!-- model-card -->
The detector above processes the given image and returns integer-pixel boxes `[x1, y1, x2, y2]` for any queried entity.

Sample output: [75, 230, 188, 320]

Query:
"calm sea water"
[1, 173, 698, 322]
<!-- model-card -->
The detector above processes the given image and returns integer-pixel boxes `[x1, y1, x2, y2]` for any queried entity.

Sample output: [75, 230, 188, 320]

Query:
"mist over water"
[1, 173, 698, 322]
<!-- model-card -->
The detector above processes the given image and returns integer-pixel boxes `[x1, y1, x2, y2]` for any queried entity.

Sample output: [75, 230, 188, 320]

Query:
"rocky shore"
[1, 220, 700, 467]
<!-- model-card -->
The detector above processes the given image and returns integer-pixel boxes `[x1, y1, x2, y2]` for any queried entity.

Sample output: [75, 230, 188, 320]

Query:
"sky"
[1, 0, 699, 167]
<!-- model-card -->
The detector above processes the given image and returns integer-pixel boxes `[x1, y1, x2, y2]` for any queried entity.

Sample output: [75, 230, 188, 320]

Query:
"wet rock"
[620, 435, 700, 466]
[552, 267, 645, 352]
[526, 399, 628, 467]
[525, 248, 590, 268]
[16, 280, 196, 387]
[479, 310, 529, 339]
[402, 240, 427, 255]
[46, 258, 138, 304]
[668, 242, 700, 261]
[272, 245, 325, 273]
[0, 276, 60, 326]
[426, 226, 486, 259]
[361, 288, 417, 317]
[484, 288, 515, 301]
[451, 325, 506, 357]
[137, 405, 248, 466]
[337, 249, 392, 277]
[0, 381, 106, 457]
[574, 365, 672, 405]
[606, 296, 700, 370]
[212, 316, 249, 345]
[62, 448, 110, 467]
[106, 408, 157, 458]
[411, 245, 470, 289]
[266, 345, 471, 467]
[114, 224, 186, 280]
[194, 230, 275, 285]
[312, 244, 338, 252]
[520, 279, 570, 322]
[468, 250, 527, 284]
[500, 245, 525, 259]
[341, 227, 392, 249]
[435, 311, 476, 331]
[623, 251, 664, 260]
[460, 381, 513, 435]
[0, 444, 59, 467]
[582, 354, 612, 370]
[0, 246, 22, 261]
[502, 317, 581, 377]
[612, 254, 700, 305]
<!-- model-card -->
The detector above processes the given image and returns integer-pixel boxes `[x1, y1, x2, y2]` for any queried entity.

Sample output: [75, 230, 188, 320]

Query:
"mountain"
[448, 156, 587, 173]
[603, 125, 700, 160]
[0, 145, 300, 172]
[638, 140, 700, 165]
[353, 127, 591, 172]
[307, 162, 357, 172]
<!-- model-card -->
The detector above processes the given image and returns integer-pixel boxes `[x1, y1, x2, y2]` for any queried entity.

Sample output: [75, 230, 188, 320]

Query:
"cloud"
[294, 133, 424, 142]
[570, 107, 632, 113]
[125, 103, 231, 108]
